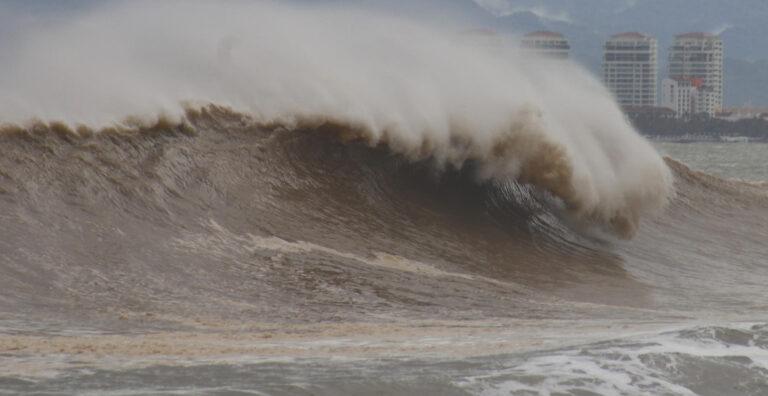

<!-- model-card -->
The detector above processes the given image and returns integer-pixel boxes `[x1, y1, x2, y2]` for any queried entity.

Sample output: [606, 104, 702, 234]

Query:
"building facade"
[661, 78, 696, 117]
[667, 32, 724, 116]
[661, 77, 719, 118]
[521, 31, 570, 59]
[602, 32, 658, 107]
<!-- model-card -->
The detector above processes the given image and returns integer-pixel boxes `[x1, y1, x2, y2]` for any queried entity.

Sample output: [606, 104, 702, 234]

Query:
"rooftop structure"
[521, 31, 570, 59]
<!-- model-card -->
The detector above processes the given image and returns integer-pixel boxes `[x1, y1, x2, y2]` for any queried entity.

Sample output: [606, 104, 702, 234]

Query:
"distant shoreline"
[644, 134, 768, 143]
[629, 115, 768, 143]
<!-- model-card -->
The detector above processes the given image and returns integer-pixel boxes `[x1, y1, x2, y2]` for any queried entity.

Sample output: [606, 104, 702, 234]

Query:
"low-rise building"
[661, 77, 717, 118]
[717, 107, 768, 121]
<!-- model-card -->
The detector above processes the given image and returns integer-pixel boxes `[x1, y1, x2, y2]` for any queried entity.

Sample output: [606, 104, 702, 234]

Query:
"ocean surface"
[0, 117, 766, 396]
[656, 141, 768, 182]
[0, 3, 766, 394]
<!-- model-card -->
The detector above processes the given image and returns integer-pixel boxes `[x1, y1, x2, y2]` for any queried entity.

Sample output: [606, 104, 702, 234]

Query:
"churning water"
[0, 2, 767, 395]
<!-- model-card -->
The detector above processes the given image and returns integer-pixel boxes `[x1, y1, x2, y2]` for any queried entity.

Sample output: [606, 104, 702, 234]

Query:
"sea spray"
[0, 1, 672, 236]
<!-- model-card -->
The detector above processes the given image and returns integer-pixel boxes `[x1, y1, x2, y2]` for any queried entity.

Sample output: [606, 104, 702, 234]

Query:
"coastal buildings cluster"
[521, 31, 724, 119]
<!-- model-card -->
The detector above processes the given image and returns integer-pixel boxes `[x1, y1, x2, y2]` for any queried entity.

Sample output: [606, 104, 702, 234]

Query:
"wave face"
[0, 1, 671, 237]
[0, 109, 767, 396]
[0, 107, 766, 324]
[1, 112, 768, 396]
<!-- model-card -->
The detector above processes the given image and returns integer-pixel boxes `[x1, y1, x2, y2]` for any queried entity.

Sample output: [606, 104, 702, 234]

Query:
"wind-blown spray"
[0, 0, 672, 237]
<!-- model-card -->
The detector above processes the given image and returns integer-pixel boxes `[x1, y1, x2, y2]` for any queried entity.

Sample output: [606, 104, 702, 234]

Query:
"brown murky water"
[1, 111, 767, 395]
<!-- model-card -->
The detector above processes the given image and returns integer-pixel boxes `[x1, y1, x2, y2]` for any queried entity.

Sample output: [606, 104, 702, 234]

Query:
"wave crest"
[2, 104, 672, 238]
[0, 1, 673, 237]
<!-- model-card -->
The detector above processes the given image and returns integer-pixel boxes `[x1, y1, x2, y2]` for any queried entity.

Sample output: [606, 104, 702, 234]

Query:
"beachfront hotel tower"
[602, 32, 658, 107]
[667, 32, 724, 116]
[521, 31, 570, 59]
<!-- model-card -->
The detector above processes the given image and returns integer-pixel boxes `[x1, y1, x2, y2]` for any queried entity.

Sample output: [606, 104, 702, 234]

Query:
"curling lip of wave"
[2, 104, 670, 238]
[262, 109, 669, 238]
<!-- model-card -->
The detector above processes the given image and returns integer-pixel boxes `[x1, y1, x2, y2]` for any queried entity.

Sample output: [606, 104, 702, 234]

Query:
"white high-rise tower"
[667, 32, 724, 116]
[602, 32, 658, 107]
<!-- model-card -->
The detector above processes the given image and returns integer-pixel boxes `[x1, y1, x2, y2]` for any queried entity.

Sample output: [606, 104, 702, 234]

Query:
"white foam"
[461, 323, 768, 396]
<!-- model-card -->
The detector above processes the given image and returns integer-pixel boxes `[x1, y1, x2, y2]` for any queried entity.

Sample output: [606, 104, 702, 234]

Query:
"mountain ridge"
[472, 0, 768, 106]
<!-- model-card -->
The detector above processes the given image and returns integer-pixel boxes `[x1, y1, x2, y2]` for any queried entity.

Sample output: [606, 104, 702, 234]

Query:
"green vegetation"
[629, 114, 768, 140]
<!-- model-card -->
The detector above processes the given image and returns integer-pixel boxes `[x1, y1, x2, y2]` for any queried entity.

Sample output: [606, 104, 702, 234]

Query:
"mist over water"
[0, 0, 671, 235]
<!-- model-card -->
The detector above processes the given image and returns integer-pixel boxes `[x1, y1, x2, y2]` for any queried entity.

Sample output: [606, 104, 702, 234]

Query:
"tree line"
[628, 114, 768, 140]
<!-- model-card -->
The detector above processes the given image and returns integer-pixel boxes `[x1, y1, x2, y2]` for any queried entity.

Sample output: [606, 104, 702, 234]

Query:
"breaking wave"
[2, 3, 768, 395]
[0, 103, 766, 346]
[0, 1, 671, 238]
[1, 0, 765, 330]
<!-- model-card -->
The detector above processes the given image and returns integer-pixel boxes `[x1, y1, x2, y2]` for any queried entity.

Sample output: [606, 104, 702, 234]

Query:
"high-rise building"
[667, 32, 723, 116]
[521, 31, 570, 59]
[602, 32, 658, 107]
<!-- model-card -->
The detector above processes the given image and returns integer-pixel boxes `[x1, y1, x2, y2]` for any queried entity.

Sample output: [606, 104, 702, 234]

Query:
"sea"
[0, 118, 766, 395]
[1, 2, 767, 395]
